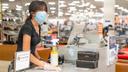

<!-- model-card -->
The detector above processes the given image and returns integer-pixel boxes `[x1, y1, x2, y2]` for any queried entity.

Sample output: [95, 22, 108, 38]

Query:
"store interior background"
[0, 0, 128, 72]
[1, 0, 128, 29]
[1, 0, 128, 41]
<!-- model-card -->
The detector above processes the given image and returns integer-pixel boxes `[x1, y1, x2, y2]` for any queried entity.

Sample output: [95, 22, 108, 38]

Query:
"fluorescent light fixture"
[73, 1, 80, 4]
[2, 3, 8, 6]
[50, 7, 56, 10]
[25, 3, 30, 6]
[59, 1, 65, 4]
[16, 5, 22, 9]
[90, 4, 96, 8]
[78, 5, 84, 7]
[59, 4, 67, 7]
[95, 0, 104, 2]
[118, 7, 123, 10]
[124, 9, 128, 12]
[48, 2, 56, 5]
[126, 10, 128, 13]
[2, 6, 9, 9]
[16, 8, 22, 11]
[79, 10, 83, 12]
[85, 2, 90, 6]
[9, 0, 15, 1]
[51, 11, 55, 13]
[84, 10, 88, 13]
[122, 8, 127, 12]
[2, 8, 6, 11]
[94, 12, 104, 17]
[114, 5, 119, 8]
[69, 7, 77, 11]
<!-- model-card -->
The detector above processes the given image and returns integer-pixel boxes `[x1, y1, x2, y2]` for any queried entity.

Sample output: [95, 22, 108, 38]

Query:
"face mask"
[35, 11, 47, 25]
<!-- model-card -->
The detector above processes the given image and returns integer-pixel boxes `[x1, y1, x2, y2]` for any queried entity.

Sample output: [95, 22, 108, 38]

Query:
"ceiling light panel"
[51, 11, 56, 14]
[73, 1, 80, 4]
[2, 6, 9, 9]
[16, 8, 22, 11]
[59, 1, 65, 4]
[50, 7, 56, 10]
[25, 3, 30, 6]
[95, 0, 104, 2]
[16, 5, 22, 9]
[48, 2, 56, 5]
[9, 0, 15, 2]
[85, 2, 90, 6]
[2, 3, 8, 6]
[114, 5, 119, 8]
[59, 4, 67, 8]
[118, 7, 123, 10]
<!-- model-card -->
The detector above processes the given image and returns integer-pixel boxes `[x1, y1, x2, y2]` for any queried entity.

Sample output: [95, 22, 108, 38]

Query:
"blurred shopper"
[17, 1, 60, 71]
[103, 25, 113, 42]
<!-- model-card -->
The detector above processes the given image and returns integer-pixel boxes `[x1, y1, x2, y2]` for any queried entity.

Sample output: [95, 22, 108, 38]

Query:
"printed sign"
[107, 36, 118, 65]
[15, 51, 30, 71]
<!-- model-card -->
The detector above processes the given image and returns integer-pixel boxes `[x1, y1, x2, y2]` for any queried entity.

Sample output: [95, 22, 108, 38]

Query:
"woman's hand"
[43, 62, 61, 71]
[36, 61, 61, 71]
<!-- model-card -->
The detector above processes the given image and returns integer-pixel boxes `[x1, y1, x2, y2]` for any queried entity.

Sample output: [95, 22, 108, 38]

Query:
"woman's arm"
[22, 34, 61, 71]
[23, 34, 45, 67]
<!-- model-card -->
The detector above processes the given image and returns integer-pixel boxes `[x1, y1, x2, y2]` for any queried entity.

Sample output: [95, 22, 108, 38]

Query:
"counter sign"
[15, 51, 30, 71]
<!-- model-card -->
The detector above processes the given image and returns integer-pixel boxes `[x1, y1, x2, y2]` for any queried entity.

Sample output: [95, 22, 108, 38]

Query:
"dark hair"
[26, 1, 48, 22]
[108, 25, 113, 28]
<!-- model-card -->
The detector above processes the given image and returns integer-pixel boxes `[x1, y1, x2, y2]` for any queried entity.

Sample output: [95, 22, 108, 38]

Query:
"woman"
[17, 1, 60, 71]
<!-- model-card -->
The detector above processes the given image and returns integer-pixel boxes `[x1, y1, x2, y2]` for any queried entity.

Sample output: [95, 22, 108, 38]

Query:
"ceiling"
[1, 0, 128, 18]
[2, 0, 58, 18]
[115, 0, 128, 15]
[58, 0, 103, 18]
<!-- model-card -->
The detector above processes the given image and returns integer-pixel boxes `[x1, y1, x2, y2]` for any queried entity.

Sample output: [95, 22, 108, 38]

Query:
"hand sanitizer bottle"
[50, 39, 59, 66]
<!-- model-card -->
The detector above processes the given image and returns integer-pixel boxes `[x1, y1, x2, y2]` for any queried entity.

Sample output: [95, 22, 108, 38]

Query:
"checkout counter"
[0, 24, 116, 72]
[0, 44, 115, 72]
[19, 42, 114, 72]
[26, 63, 97, 72]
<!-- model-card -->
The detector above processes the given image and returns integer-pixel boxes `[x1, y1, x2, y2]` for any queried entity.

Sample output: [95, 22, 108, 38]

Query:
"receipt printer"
[76, 51, 99, 69]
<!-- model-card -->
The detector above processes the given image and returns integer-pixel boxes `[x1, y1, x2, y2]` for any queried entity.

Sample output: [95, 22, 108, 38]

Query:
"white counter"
[26, 63, 97, 72]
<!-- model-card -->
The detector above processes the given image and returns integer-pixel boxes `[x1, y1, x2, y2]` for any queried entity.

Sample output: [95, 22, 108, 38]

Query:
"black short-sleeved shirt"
[17, 20, 41, 54]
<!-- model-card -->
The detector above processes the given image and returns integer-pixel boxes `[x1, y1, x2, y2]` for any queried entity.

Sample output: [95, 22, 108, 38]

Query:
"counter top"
[26, 63, 97, 72]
